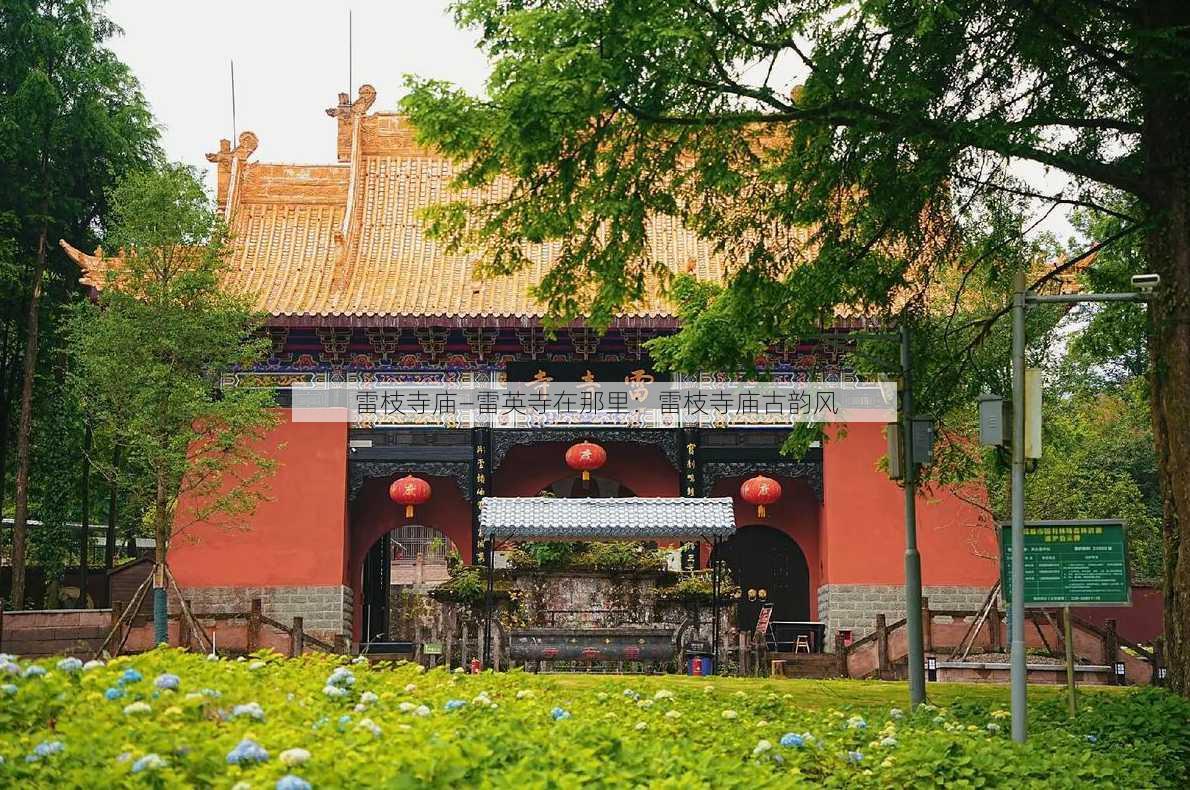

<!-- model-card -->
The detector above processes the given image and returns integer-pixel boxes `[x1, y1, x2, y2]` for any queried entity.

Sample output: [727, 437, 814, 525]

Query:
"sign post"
[999, 519, 1130, 720]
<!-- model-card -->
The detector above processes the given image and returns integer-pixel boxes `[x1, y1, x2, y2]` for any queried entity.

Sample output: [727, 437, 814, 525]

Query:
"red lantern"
[565, 440, 607, 481]
[389, 475, 431, 518]
[740, 475, 782, 518]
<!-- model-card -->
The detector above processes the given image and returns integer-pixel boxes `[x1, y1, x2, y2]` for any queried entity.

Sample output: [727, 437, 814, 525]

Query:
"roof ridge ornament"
[326, 84, 377, 162]
[205, 131, 259, 214]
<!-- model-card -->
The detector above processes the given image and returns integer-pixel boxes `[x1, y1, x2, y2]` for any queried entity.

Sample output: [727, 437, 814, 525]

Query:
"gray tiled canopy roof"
[478, 497, 736, 540]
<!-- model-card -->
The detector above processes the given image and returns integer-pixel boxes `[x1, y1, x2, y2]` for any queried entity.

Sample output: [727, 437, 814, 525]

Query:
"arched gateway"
[714, 525, 811, 631]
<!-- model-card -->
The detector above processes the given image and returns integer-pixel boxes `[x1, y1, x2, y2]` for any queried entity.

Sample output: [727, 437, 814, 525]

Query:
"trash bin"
[686, 640, 714, 676]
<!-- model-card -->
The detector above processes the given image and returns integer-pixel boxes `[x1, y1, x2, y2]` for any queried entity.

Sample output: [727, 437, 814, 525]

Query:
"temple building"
[64, 86, 997, 650]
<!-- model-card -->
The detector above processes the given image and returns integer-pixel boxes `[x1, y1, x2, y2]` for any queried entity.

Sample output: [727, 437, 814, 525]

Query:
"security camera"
[1131, 273, 1160, 293]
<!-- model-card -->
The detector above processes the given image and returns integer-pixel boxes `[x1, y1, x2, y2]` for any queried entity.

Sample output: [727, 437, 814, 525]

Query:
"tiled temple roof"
[62, 86, 738, 328]
[479, 497, 737, 540]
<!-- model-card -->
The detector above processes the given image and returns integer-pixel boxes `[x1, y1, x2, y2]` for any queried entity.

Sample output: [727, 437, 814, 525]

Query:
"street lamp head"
[1131, 273, 1160, 293]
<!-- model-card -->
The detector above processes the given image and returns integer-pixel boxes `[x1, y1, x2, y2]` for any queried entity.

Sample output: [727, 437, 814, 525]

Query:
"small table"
[767, 621, 827, 653]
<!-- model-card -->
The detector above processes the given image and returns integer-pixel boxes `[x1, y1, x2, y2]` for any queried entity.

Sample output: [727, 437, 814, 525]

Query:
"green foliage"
[656, 571, 740, 604]
[508, 541, 668, 572]
[0, 0, 159, 574]
[432, 564, 487, 605]
[0, 649, 1187, 787]
[65, 164, 277, 555]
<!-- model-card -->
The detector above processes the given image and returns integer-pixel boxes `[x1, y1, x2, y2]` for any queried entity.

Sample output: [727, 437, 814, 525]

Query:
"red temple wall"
[170, 412, 349, 588]
[820, 423, 997, 586]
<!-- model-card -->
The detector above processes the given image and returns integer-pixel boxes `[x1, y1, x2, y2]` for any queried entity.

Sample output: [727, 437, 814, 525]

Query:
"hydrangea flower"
[105, 687, 125, 701]
[780, 733, 805, 748]
[665, 710, 682, 719]
[123, 702, 151, 715]
[634, 721, 647, 731]
[847, 715, 867, 730]
[232, 702, 265, 720]
[226, 739, 269, 765]
[889, 708, 903, 719]
[57, 657, 83, 673]
[932, 715, 947, 725]
[637, 699, 654, 708]
[357, 717, 382, 737]
[360, 691, 379, 705]
[398, 702, 416, 713]
[622, 689, 639, 700]
[846, 751, 864, 763]
[703, 685, 714, 694]
[279, 748, 311, 767]
[880, 737, 897, 748]
[83, 659, 104, 671]
[326, 667, 355, 688]
[413, 705, 431, 717]
[654, 689, 674, 700]
[445, 699, 467, 711]
[155, 673, 181, 691]
[986, 723, 1001, 734]
[200, 688, 222, 699]
[323, 685, 349, 699]
[404, 683, 417, 693]
[249, 660, 267, 670]
[753, 739, 773, 756]
[1086, 734, 1099, 743]
[352, 655, 368, 665]
[119, 668, 143, 684]
[551, 707, 571, 721]
[1, 661, 19, 675]
[132, 753, 167, 773]
[23, 665, 47, 679]
[721, 710, 738, 720]
[277, 775, 312, 790]
[0, 681, 16, 696]
[516, 689, 534, 700]
[32, 741, 64, 759]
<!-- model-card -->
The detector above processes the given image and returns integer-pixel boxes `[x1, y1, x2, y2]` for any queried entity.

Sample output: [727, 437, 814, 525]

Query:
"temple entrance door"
[715, 525, 810, 631]
[361, 532, 391, 642]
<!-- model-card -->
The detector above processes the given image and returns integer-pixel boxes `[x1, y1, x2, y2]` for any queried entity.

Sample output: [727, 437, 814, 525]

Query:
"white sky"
[104, 0, 490, 190]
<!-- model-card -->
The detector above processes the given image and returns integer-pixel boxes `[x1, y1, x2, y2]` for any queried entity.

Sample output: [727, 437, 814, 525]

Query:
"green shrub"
[0, 649, 1185, 788]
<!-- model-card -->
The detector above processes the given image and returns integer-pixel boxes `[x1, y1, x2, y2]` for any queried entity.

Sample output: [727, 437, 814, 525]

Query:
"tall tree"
[402, 1, 1190, 692]
[0, 0, 158, 607]
[67, 164, 277, 642]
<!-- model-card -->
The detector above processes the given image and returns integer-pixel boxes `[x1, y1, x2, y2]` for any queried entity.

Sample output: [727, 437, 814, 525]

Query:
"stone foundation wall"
[173, 585, 353, 638]
[818, 584, 989, 647]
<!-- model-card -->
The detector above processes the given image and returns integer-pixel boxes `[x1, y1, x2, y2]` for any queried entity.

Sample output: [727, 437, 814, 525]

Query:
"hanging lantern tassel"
[740, 475, 782, 520]
[404, 504, 414, 518]
[582, 469, 591, 481]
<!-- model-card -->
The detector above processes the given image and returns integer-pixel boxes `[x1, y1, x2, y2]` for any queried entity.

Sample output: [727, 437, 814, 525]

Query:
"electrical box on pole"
[911, 417, 936, 466]
[1025, 368, 1042, 460]
[977, 391, 1008, 447]
[887, 423, 903, 480]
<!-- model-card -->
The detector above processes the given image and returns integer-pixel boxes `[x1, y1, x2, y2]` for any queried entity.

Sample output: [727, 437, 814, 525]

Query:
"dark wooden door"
[716, 525, 810, 631]
[361, 532, 390, 643]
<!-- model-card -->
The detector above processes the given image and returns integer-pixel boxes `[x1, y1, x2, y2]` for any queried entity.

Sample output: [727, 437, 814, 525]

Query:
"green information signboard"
[999, 520, 1130, 607]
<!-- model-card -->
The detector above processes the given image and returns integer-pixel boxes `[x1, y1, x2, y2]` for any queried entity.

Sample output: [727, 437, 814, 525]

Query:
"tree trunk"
[78, 421, 92, 607]
[104, 444, 120, 570]
[1141, 7, 1190, 693]
[153, 470, 169, 644]
[10, 227, 48, 610]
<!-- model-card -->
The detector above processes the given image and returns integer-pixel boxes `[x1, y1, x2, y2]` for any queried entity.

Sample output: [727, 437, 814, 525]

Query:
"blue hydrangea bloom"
[56, 657, 83, 673]
[445, 699, 466, 711]
[22, 665, 47, 678]
[1086, 734, 1098, 743]
[1, 661, 19, 675]
[846, 750, 864, 763]
[780, 733, 805, 748]
[30, 740, 64, 761]
[2, 684, 17, 696]
[119, 668, 143, 685]
[226, 739, 269, 765]
[326, 667, 355, 688]
[232, 702, 265, 720]
[276, 775, 312, 790]
[105, 687, 125, 700]
[550, 707, 571, 720]
[131, 753, 166, 773]
[155, 673, 180, 691]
